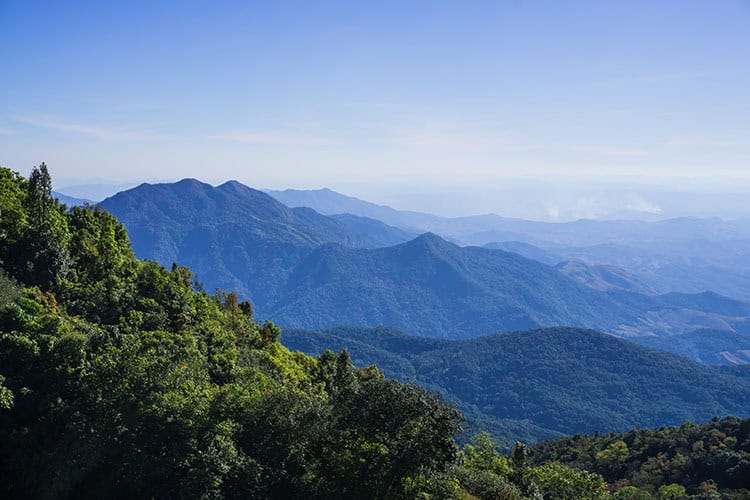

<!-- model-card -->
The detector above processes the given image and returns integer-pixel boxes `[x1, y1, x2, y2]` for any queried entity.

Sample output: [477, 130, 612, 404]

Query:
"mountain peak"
[172, 178, 212, 189]
[405, 232, 452, 251]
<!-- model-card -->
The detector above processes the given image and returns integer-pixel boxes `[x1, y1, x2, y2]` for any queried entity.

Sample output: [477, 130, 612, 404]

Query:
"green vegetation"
[0, 165, 463, 497]
[282, 325, 750, 447]
[2, 164, 748, 498]
[531, 416, 750, 498]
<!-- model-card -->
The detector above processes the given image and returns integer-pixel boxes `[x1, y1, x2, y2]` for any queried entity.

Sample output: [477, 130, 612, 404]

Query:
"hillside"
[267, 234, 750, 338]
[633, 329, 750, 365]
[554, 259, 657, 295]
[329, 213, 416, 247]
[282, 326, 750, 446]
[531, 416, 750, 497]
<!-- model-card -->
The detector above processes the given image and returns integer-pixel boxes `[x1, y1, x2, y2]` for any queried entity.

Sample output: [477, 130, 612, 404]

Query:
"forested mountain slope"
[268, 234, 750, 338]
[283, 326, 750, 446]
[101, 181, 750, 339]
[531, 416, 750, 498]
[99, 179, 410, 305]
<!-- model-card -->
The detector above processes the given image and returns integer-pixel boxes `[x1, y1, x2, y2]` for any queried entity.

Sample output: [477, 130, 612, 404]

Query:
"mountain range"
[99, 179, 750, 340]
[99, 179, 410, 305]
[268, 187, 750, 303]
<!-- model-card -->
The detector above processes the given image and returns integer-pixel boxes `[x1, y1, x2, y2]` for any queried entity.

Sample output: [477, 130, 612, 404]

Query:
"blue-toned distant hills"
[100, 179, 750, 340]
[269, 187, 750, 303]
[52, 191, 94, 207]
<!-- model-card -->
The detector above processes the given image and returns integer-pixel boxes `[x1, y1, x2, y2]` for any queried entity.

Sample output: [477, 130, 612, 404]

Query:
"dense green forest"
[282, 326, 750, 447]
[2, 164, 749, 498]
[531, 417, 750, 498]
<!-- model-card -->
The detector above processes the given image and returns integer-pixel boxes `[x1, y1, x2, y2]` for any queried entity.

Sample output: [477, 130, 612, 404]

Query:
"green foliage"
[283, 325, 750, 446]
[0, 271, 20, 305]
[0, 166, 464, 498]
[463, 432, 512, 476]
[532, 416, 750, 498]
[524, 462, 608, 499]
[658, 483, 686, 499]
[614, 486, 654, 499]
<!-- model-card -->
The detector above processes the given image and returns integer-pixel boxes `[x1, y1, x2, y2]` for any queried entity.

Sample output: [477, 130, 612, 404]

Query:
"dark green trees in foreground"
[0, 165, 462, 498]
[1, 164, 748, 499]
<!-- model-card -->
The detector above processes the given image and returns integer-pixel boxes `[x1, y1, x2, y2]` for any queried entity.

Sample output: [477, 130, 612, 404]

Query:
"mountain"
[52, 191, 94, 206]
[103, 181, 750, 339]
[99, 179, 410, 305]
[269, 188, 750, 303]
[282, 326, 750, 446]
[554, 259, 657, 295]
[267, 187, 750, 247]
[265, 233, 750, 338]
[633, 329, 750, 365]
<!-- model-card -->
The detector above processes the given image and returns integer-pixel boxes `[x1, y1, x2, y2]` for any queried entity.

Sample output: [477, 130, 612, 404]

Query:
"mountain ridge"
[102, 179, 750, 339]
[282, 325, 750, 445]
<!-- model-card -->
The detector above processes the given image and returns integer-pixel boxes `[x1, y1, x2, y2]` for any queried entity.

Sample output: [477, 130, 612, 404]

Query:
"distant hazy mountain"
[103, 179, 750, 339]
[545, 242, 750, 302]
[267, 187, 443, 232]
[99, 179, 410, 305]
[52, 191, 94, 206]
[633, 329, 750, 365]
[267, 187, 750, 246]
[482, 241, 561, 265]
[269, 187, 750, 303]
[554, 260, 657, 295]
[282, 326, 750, 446]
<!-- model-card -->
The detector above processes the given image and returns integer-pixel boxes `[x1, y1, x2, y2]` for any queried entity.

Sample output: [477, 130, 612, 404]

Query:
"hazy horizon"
[42, 171, 750, 222]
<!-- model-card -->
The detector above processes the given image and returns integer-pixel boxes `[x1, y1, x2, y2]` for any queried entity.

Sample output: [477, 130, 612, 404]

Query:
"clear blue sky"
[1, 1, 749, 198]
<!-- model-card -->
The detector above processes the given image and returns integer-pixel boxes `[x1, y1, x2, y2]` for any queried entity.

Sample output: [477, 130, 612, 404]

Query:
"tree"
[463, 432, 511, 477]
[15, 163, 70, 288]
[596, 440, 629, 466]
[658, 483, 686, 499]
[525, 462, 608, 500]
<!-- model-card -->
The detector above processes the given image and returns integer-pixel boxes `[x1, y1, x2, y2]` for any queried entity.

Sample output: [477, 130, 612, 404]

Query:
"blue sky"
[1, 1, 749, 210]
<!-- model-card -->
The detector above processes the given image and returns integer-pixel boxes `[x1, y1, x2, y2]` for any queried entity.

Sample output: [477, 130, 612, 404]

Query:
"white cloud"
[16, 116, 144, 140]
[0, 128, 12, 135]
[624, 195, 662, 215]
[221, 129, 334, 146]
